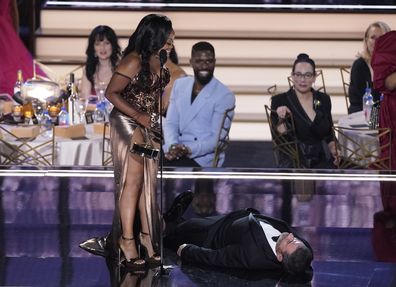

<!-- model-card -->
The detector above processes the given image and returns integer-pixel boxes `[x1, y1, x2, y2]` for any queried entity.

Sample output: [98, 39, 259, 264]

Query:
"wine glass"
[76, 98, 87, 124]
[95, 81, 106, 102]
[32, 99, 44, 122]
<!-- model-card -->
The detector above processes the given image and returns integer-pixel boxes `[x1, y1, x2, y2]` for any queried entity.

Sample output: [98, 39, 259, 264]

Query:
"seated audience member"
[162, 47, 187, 115]
[164, 194, 313, 275]
[79, 25, 121, 99]
[163, 41, 235, 167]
[271, 53, 337, 169]
[348, 21, 391, 114]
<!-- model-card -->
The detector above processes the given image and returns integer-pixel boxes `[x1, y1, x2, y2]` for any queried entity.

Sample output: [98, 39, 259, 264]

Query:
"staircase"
[35, 4, 396, 141]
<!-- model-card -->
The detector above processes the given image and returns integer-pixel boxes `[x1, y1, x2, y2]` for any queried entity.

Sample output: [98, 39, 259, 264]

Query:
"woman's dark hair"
[123, 14, 173, 92]
[85, 25, 121, 88]
[292, 53, 316, 73]
[169, 47, 179, 64]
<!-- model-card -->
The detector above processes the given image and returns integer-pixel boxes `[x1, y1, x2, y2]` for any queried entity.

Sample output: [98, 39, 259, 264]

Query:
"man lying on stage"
[164, 194, 313, 275]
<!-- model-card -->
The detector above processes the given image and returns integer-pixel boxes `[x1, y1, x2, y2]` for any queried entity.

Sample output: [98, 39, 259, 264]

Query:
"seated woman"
[79, 25, 121, 100]
[348, 21, 391, 114]
[271, 53, 337, 169]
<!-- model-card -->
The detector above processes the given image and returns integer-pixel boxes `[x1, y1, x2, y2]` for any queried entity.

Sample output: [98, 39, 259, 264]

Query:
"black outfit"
[270, 88, 335, 169]
[348, 57, 381, 114]
[164, 208, 312, 272]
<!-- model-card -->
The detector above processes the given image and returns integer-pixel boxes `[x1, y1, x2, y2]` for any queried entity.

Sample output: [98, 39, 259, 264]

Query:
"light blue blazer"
[163, 76, 235, 167]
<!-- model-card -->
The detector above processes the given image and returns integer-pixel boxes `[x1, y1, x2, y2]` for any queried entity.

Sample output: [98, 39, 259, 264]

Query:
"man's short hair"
[191, 41, 215, 57]
[282, 245, 313, 274]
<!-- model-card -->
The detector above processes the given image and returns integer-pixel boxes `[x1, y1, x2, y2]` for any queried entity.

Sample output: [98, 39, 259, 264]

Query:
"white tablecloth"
[336, 111, 380, 166]
[0, 124, 104, 166]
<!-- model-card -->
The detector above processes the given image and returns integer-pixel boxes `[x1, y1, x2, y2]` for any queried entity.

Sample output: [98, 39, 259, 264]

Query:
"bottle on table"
[40, 110, 53, 137]
[58, 104, 69, 126]
[13, 70, 23, 96]
[362, 87, 374, 123]
[93, 102, 106, 123]
[67, 73, 79, 125]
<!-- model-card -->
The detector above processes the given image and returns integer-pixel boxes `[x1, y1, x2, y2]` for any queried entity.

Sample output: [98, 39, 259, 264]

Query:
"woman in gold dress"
[105, 14, 173, 269]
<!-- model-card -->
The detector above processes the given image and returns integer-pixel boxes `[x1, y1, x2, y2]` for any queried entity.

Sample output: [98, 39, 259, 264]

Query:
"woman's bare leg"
[118, 129, 145, 262]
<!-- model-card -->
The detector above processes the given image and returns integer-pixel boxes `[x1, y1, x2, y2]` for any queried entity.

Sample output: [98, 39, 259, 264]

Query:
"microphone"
[159, 49, 168, 67]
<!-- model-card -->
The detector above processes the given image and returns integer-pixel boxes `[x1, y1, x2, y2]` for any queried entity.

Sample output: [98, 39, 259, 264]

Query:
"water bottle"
[93, 102, 106, 122]
[362, 88, 373, 123]
[40, 111, 53, 137]
[58, 106, 69, 126]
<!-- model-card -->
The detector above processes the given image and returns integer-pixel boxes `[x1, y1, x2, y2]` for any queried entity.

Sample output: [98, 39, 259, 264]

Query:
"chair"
[288, 69, 326, 94]
[212, 106, 235, 167]
[333, 125, 391, 170]
[102, 122, 113, 166]
[264, 105, 300, 168]
[0, 124, 55, 166]
[340, 67, 351, 111]
[267, 84, 278, 97]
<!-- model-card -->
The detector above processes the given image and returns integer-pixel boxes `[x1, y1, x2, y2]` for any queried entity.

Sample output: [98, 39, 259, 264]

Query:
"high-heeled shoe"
[118, 235, 146, 270]
[139, 232, 161, 267]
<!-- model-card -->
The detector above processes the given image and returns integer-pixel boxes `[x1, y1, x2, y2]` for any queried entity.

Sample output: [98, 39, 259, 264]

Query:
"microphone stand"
[157, 50, 172, 277]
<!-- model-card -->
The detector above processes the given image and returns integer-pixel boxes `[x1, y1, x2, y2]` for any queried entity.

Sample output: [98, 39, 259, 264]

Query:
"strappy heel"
[139, 232, 161, 267]
[119, 235, 146, 270]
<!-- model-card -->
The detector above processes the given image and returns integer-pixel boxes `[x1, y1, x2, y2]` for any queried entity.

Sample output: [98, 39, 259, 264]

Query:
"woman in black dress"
[271, 53, 337, 169]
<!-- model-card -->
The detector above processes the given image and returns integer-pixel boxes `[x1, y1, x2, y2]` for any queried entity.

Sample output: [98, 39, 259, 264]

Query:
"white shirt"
[259, 221, 281, 256]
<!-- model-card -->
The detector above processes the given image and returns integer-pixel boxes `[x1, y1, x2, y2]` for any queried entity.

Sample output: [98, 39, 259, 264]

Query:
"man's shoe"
[164, 191, 194, 223]
[79, 234, 109, 257]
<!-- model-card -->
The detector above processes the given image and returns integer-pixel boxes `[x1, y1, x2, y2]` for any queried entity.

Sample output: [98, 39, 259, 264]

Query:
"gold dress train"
[109, 70, 169, 255]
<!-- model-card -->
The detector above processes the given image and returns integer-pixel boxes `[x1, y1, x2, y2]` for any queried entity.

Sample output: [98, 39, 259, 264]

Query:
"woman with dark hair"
[79, 25, 121, 99]
[103, 14, 174, 269]
[270, 53, 337, 169]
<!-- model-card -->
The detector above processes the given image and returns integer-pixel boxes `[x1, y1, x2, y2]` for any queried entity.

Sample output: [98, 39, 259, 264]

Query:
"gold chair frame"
[264, 105, 300, 168]
[288, 69, 326, 94]
[212, 106, 235, 167]
[0, 125, 55, 166]
[340, 67, 351, 111]
[333, 125, 391, 170]
[102, 122, 113, 166]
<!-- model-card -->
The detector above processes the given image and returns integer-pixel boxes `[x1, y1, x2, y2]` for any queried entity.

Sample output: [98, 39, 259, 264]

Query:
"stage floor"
[1, 168, 395, 286]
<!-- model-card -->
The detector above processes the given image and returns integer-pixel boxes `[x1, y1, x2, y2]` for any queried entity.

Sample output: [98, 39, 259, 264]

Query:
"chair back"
[333, 125, 391, 170]
[102, 122, 113, 166]
[0, 124, 55, 166]
[264, 104, 300, 168]
[340, 67, 351, 111]
[212, 106, 235, 167]
[288, 69, 326, 94]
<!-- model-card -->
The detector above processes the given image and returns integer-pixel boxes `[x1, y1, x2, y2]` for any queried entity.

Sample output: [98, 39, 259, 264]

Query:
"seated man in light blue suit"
[163, 41, 235, 167]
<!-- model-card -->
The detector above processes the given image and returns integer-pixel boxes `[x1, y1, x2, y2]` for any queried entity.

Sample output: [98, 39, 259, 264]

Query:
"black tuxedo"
[165, 208, 312, 271]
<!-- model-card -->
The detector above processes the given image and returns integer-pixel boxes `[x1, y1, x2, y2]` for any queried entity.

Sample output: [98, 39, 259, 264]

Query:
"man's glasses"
[292, 72, 315, 80]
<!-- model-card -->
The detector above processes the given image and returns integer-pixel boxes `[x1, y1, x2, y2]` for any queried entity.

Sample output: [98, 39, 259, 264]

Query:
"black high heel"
[139, 232, 161, 267]
[119, 235, 146, 270]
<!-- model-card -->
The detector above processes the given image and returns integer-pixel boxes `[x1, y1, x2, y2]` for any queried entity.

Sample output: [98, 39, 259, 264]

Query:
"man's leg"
[164, 215, 222, 250]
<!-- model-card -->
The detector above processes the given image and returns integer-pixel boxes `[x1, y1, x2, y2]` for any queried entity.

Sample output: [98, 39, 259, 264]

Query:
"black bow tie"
[272, 236, 280, 242]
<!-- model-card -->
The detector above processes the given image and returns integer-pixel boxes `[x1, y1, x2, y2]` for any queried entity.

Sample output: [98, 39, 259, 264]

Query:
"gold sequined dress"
[109, 69, 169, 254]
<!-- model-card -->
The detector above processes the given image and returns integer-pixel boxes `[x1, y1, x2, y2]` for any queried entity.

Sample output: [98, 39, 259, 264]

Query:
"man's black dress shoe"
[79, 234, 109, 257]
[163, 191, 194, 223]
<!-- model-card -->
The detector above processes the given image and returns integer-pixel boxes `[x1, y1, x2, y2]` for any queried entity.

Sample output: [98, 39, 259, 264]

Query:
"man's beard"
[195, 71, 213, 86]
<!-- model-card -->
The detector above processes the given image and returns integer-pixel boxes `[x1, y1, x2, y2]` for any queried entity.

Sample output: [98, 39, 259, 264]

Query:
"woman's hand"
[328, 140, 340, 166]
[276, 106, 291, 119]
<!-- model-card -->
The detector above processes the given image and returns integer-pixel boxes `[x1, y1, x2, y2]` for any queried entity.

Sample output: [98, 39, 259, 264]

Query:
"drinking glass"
[76, 98, 87, 124]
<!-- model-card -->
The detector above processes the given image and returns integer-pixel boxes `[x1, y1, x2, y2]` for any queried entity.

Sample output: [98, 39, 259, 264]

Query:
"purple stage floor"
[1, 167, 396, 286]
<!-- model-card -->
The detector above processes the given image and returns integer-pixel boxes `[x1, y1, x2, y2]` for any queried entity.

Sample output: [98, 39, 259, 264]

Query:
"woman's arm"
[385, 72, 396, 91]
[105, 53, 151, 128]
